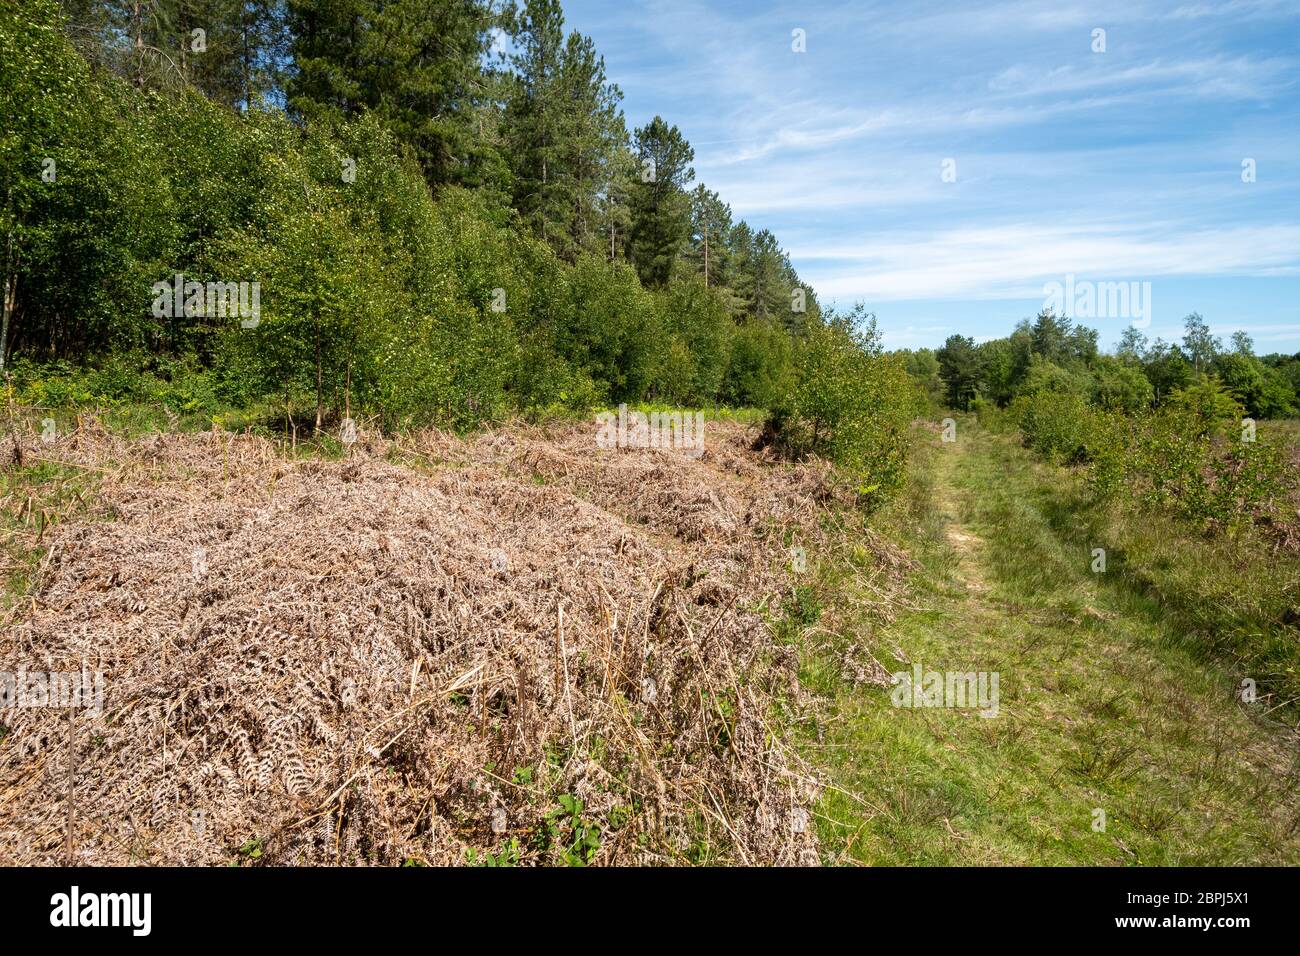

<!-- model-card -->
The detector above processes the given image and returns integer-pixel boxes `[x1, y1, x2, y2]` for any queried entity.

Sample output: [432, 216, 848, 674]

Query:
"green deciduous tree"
[1182, 312, 1220, 373]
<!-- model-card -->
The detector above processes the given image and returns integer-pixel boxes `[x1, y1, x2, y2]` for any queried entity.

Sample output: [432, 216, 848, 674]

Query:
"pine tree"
[555, 30, 625, 259]
[195, 0, 287, 109]
[505, 0, 566, 247]
[596, 146, 635, 263]
[287, 0, 501, 188]
[686, 184, 731, 289]
[937, 334, 981, 409]
[627, 115, 692, 287]
[506, 1, 625, 259]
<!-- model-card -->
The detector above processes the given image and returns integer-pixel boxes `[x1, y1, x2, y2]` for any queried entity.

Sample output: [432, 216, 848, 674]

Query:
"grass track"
[809, 418, 1300, 865]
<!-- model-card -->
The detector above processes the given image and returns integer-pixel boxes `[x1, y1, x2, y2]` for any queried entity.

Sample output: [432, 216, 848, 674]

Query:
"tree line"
[911, 310, 1298, 572]
[2, 0, 920, 501]
[5, 0, 810, 362]
[4, 3, 814, 398]
[909, 312, 1299, 420]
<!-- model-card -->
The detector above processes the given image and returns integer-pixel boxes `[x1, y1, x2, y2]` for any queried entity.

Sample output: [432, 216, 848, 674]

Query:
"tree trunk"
[344, 351, 352, 421]
[703, 227, 709, 287]
[242, 9, 252, 110]
[314, 334, 323, 432]
[1, 226, 15, 373]
[133, 1, 144, 88]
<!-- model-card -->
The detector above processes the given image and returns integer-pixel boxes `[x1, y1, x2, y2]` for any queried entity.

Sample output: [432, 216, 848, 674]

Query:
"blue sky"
[560, 0, 1300, 354]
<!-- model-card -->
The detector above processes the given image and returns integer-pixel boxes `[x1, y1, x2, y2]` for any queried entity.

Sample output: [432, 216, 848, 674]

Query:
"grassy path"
[811, 419, 1300, 865]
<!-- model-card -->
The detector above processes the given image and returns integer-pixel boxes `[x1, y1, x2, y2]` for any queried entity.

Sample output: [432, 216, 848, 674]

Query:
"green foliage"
[1166, 378, 1244, 437]
[1181, 311, 1220, 373]
[1121, 405, 1293, 534]
[970, 395, 1009, 431]
[930, 308, 1296, 422]
[506, 0, 627, 260]
[1091, 356, 1154, 413]
[1029, 311, 1074, 364]
[768, 308, 921, 510]
[231, 837, 264, 865]
[561, 254, 658, 404]
[1017, 356, 1092, 399]
[1214, 352, 1295, 419]
[685, 184, 733, 287]
[776, 584, 821, 644]
[536, 794, 601, 866]
[723, 317, 793, 409]
[2, 0, 925, 521]
[287, 0, 502, 190]
[466, 838, 521, 867]
[628, 116, 694, 287]
[4, 2, 832, 436]
[897, 348, 943, 409]
[654, 276, 732, 404]
[1010, 363, 1296, 540]
[729, 223, 810, 329]
[10, 352, 222, 415]
[974, 338, 1017, 407]
[936, 334, 980, 409]
[1011, 391, 1097, 463]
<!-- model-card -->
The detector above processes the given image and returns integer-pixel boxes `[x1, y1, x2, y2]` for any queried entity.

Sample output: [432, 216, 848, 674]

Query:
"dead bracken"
[0, 416, 903, 866]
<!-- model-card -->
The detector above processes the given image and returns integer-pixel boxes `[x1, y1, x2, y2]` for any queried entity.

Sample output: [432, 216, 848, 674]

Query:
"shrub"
[723, 317, 793, 409]
[1166, 378, 1244, 437]
[767, 308, 920, 509]
[1011, 391, 1095, 463]
[970, 396, 1007, 430]
[561, 255, 658, 404]
[1088, 398, 1296, 536]
[656, 276, 732, 405]
[1091, 358, 1154, 413]
[1205, 436, 1294, 535]
[1018, 356, 1092, 400]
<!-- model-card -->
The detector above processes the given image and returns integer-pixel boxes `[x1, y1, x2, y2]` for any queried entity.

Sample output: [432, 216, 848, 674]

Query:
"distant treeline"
[1, 1, 921, 503]
[911, 311, 1298, 551]
[905, 311, 1300, 420]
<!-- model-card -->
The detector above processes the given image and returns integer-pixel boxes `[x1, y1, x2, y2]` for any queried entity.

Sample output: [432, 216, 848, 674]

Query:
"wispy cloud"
[987, 55, 1298, 101]
[565, 0, 1300, 350]
[797, 223, 1300, 302]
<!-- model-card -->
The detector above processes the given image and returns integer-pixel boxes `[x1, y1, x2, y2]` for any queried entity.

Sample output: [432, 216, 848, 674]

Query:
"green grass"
[801, 418, 1300, 865]
[1260, 417, 1300, 445]
[0, 456, 106, 610]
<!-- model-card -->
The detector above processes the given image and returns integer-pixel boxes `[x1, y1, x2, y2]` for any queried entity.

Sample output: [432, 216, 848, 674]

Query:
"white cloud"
[568, 0, 1300, 350]
[987, 55, 1297, 101]
[794, 223, 1300, 302]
